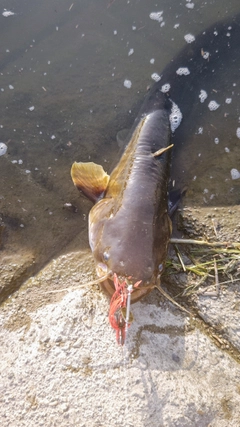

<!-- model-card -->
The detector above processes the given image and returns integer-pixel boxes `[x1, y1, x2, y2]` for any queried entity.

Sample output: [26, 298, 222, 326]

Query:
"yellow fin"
[71, 162, 110, 202]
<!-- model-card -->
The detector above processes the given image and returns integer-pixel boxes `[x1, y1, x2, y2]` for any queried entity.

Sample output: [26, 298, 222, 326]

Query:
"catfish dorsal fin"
[71, 161, 110, 203]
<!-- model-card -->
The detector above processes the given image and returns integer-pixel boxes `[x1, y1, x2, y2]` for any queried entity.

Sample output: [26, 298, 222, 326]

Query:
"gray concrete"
[1, 249, 240, 427]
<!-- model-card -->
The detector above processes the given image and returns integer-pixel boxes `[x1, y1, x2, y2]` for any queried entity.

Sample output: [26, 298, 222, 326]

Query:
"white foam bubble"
[176, 67, 190, 76]
[231, 168, 240, 180]
[29, 106, 35, 111]
[236, 128, 240, 139]
[197, 127, 203, 134]
[170, 101, 183, 132]
[174, 24, 180, 29]
[202, 51, 210, 59]
[150, 58, 155, 64]
[184, 33, 195, 43]
[199, 90, 208, 103]
[128, 48, 134, 56]
[214, 137, 219, 144]
[208, 101, 220, 111]
[0, 142, 7, 156]
[225, 147, 230, 153]
[124, 79, 132, 89]
[149, 11, 163, 22]
[151, 73, 161, 82]
[2, 10, 15, 17]
[225, 98, 232, 104]
[9, 85, 14, 90]
[186, 3, 194, 9]
[161, 83, 171, 93]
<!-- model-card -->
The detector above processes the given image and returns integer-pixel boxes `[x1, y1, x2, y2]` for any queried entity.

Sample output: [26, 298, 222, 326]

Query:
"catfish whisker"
[45, 273, 111, 294]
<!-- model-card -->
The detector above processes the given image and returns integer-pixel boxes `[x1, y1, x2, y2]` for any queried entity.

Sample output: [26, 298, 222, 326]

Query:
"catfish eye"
[103, 251, 110, 261]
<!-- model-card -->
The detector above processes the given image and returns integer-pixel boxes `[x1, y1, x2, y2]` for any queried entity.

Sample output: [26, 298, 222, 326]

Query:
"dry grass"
[165, 238, 240, 296]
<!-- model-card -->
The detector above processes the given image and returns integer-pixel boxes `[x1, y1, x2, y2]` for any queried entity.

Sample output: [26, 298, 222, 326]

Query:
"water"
[0, 0, 240, 290]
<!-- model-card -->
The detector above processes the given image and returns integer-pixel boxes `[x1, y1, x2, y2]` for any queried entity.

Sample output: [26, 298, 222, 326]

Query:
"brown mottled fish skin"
[87, 94, 173, 302]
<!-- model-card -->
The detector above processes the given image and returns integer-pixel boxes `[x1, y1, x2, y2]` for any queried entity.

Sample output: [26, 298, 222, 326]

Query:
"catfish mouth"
[100, 277, 155, 304]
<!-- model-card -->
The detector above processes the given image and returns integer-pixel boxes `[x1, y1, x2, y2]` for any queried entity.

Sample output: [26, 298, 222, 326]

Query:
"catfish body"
[71, 95, 173, 302]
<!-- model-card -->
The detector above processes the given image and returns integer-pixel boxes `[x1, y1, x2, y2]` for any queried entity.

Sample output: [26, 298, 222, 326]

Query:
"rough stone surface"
[0, 250, 240, 427]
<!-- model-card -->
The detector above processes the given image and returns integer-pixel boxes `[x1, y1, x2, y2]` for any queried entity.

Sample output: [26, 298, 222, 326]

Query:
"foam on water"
[128, 48, 134, 56]
[0, 143, 7, 156]
[176, 67, 190, 76]
[2, 10, 15, 17]
[199, 90, 208, 103]
[170, 101, 183, 132]
[149, 11, 163, 23]
[151, 73, 161, 82]
[208, 100, 220, 111]
[184, 34, 195, 43]
[202, 51, 210, 60]
[186, 3, 194, 9]
[236, 128, 240, 139]
[124, 79, 132, 89]
[161, 83, 171, 93]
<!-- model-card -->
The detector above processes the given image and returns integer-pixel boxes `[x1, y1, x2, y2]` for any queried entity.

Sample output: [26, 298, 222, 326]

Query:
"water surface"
[0, 0, 240, 288]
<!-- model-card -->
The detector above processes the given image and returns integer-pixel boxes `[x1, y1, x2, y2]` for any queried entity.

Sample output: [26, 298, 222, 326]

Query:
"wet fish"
[71, 93, 174, 303]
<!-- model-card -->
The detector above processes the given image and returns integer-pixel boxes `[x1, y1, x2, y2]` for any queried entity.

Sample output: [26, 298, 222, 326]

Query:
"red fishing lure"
[108, 274, 141, 345]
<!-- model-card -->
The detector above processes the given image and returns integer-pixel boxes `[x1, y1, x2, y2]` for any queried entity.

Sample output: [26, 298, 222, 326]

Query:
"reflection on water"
[0, 0, 240, 296]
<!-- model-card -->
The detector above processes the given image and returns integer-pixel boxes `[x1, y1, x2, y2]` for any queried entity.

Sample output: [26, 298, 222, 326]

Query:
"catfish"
[71, 94, 176, 303]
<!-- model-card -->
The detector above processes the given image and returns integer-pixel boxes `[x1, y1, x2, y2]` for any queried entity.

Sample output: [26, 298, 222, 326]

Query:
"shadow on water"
[0, 0, 240, 302]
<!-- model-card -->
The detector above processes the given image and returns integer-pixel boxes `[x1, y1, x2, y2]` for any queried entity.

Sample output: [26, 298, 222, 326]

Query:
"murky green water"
[0, 0, 240, 292]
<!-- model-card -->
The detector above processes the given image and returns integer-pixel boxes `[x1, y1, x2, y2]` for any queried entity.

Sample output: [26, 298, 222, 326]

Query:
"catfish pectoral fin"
[152, 143, 174, 158]
[71, 161, 110, 203]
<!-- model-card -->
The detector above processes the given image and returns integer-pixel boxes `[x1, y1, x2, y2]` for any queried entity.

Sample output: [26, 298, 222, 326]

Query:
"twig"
[174, 245, 186, 272]
[155, 283, 192, 316]
[199, 258, 219, 296]
[170, 238, 240, 249]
